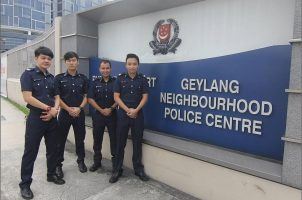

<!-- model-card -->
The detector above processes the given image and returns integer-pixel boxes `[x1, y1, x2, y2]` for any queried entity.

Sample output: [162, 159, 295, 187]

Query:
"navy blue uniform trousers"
[19, 111, 57, 189]
[92, 111, 117, 166]
[57, 110, 86, 166]
[114, 109, 144, 173]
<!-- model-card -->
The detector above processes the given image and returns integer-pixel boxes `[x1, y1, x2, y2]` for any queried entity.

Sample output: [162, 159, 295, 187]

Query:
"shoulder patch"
[93, 76, 102, 81]
[26, 68, 34, 71]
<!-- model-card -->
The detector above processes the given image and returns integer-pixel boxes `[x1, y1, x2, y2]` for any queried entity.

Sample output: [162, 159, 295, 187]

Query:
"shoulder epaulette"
[26, 68, 34, 71]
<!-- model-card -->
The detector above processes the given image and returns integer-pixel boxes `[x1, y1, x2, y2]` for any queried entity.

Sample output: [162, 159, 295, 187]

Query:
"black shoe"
[109, 172, 120, 183]
[55, 166, 64, 178]
[78, 161, 87, 173]
[135, 171, 150, 181]
[20, 187, 33, 199]
[47, 175, 65, 185]
[118, 169, 123, 176]
[89, 163, 101, 172]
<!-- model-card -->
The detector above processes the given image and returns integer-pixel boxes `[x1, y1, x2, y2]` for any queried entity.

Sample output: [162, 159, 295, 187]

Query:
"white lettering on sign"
[159, 78, 274, 136]
[181, 78, 239, 93]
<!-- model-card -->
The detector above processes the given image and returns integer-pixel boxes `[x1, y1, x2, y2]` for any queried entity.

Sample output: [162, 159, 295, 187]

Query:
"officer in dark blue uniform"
[54, 52, 89, 177]
[109, 53, 149, 183]
[19, 46, 65, 200]
[87, 59, 117, 172]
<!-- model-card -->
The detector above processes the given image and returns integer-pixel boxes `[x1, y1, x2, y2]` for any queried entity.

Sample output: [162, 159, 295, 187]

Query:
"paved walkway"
[1, 98, 199, 200]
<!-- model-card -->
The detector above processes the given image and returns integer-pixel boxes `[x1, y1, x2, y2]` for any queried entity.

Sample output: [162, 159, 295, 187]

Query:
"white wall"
[98, 0, 295, 63]
[1, 55, 7, 97]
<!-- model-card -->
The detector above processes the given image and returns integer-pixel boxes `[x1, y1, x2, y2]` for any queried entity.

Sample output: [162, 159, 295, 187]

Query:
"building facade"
[0, 0, 110, 53]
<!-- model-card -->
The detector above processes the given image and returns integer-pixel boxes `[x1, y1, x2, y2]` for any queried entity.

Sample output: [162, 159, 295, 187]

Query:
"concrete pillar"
[60, 14, 98, 76]
[54, 16, 62, 75]
[281, 0, 302, 189]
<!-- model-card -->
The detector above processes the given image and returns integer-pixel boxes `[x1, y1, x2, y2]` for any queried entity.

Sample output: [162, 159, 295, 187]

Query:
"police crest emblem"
[149, 19, 182, 55]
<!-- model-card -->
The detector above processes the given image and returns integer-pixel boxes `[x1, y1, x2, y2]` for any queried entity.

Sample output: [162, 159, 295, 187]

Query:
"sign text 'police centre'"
[160, 78, 273, 135]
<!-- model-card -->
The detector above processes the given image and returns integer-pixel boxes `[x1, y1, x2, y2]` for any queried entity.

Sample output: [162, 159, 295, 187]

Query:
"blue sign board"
[89, 45, 291, 161]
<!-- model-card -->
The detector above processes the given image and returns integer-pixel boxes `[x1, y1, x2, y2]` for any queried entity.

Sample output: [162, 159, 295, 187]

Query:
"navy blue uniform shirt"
[113, 73, 149, 108]
[54, 71, 88, 107]
[88, 76, 116, 109]
[20, 66, 56, 112]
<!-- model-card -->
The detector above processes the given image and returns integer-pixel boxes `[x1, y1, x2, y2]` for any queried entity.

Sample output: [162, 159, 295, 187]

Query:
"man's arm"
[41, 95, 60, 120]
[135, 94, 148, 112]
[79, 95, 87, 109]
[114, 92, 130, 113]
[127, 94, 148, 118]
[87, 98, 106, 115]
[22, 91, 50, 110]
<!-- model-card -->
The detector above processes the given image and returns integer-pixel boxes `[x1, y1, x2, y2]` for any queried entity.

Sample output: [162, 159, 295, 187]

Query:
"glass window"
[8, 16, 13, 26]
[14, 6, 22, 17]
[1, 0, 9, 4]
[32, 10, 44, 21]
[34, 0, 43, 11]
[4, 5, 13, 16]
[22, 7, 31, 18]
[31, 20, 35, 29]
[35, 21, 45, 30]
[1, 15, 9, 25]
[45, 13, 51, 23]
[1, 6, 4, 15]
[14, 17, 19, 26]
[65, 1, 73, 12]
[45, 4, 51, 14]
[19, 17, 31, 28]
[14, 0, 27, 6]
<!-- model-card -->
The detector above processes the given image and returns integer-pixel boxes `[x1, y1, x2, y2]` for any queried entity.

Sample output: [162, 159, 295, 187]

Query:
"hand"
[67, 107, 79, 117]
[72, 107, 81, 117]
[49, 107, 58, 118]
[127, 108, 138, 119]
[40, 112, 53, 121]
[103, 108, 112, 116]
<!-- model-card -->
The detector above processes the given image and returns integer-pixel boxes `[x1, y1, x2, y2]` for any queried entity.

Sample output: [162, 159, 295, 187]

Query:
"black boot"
[109, 171, 120, 183]
[89, 162, 101, 172]
[55, 166, 64, 178]
[78, 161, 87, 173]
[135, 171, 150, 181]
[20, 187, 34, 199]
[47, 174, 65, 185]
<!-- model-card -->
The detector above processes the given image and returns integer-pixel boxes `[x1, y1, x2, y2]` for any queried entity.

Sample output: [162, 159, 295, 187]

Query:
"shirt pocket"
[76, 79, 84, 94]
[60, 80, 69, 94]
[33, 78, 43, 90]
[95, 85, 103, 98]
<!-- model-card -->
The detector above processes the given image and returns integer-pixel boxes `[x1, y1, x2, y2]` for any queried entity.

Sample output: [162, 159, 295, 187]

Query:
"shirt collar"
[64, 70, 79, 77]
[125, 73, 139, 80]
[100, 76, 113, 83]
[35, 66, 50, 76]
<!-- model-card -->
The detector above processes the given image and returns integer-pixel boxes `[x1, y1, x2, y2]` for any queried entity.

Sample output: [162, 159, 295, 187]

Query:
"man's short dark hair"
[64, 51, 79, 61]
[100, 59, 111, 68]
[126, 53, 139, 65]
[34, 46, 54, 58]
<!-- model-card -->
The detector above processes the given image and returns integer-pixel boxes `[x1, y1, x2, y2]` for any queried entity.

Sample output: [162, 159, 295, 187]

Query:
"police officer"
[88, 59, 117, 172]
[54, 51, 89, 177]
[19, 46, 65, 199]
[109, 53, 149, 183]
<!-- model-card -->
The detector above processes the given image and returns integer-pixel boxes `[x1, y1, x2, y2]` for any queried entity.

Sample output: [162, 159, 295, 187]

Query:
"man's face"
[65, 57, 78, 70]
[126, 58, 138, 74]
[99, 62, 111, 78]
[35, 54, 52, 70]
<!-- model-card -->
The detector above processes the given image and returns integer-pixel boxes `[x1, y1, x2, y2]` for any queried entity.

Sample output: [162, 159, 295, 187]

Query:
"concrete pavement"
[1, 98, 199, 200]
